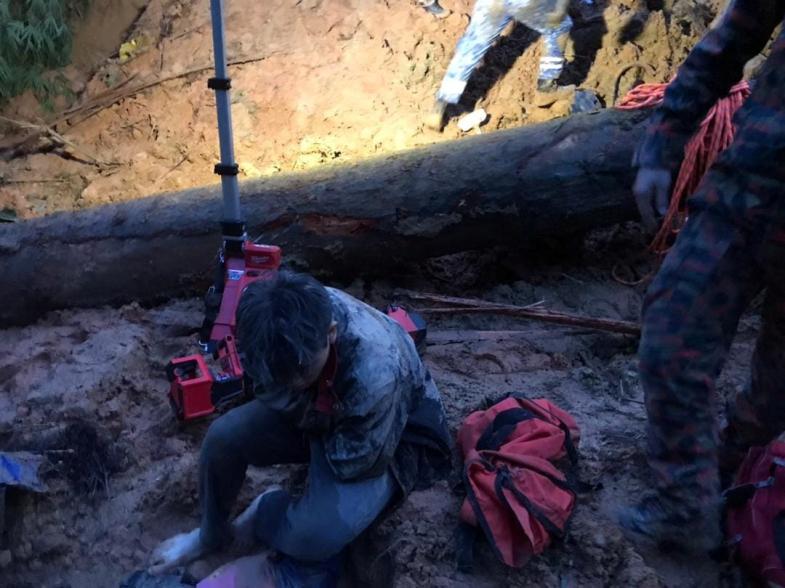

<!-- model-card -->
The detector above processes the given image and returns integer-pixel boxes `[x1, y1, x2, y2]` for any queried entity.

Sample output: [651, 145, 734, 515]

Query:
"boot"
[617, 492, 722, 555]
[536, 77, 559, 93]
[424, 99, 448, 132]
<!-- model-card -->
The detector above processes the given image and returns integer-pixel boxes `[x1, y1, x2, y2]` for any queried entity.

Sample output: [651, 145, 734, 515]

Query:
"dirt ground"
[0, 0, 720, 219]
[0, 0, 751, 586]
[0, 224, 756, 587]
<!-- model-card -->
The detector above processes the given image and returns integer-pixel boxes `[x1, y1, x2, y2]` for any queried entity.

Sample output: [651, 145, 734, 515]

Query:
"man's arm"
[636, 0, 785, 171]
[325, 376, 402, 481]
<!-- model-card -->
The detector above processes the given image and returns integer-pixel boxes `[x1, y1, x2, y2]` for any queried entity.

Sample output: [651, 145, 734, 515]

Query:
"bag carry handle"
[476, 408, 536, 452]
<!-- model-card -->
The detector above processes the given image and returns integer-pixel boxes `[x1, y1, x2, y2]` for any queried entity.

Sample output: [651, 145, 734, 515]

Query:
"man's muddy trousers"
[197, 399, 396, 562]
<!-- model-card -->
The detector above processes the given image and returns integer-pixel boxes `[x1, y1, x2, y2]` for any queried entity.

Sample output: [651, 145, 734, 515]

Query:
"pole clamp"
[208, 77, 232, 90]
[214, 163, 239, 176]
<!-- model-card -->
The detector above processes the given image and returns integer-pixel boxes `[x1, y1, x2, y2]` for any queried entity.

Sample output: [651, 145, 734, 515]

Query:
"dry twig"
[400, 290, 641, 337]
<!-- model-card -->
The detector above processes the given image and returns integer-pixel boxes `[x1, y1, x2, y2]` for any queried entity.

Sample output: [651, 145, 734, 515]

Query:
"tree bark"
[0, 108, 650, 327]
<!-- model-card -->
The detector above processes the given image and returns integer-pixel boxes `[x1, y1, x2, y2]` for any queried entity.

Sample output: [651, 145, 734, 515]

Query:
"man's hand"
[633, 167, 672, 231]
[148, 528, 206, 575]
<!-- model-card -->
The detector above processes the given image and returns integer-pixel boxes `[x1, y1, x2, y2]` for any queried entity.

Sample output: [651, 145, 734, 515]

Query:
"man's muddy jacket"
[255, 289, 453, 494]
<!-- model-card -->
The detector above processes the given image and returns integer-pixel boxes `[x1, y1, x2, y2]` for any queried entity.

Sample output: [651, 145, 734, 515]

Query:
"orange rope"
[616, 80, 751, 254]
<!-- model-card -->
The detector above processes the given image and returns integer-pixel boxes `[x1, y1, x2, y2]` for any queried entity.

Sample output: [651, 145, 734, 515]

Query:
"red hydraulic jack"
[166, 240, 282, 420]
[166, 0, 425, 421]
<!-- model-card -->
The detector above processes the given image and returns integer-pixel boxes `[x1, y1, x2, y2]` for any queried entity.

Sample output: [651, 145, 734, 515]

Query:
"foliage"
[0, 0, 89, 103]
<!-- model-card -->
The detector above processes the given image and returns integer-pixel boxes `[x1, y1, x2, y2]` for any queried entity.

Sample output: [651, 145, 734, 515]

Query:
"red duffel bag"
[457, 395, 580, 568]
[725, 438, 785, 586]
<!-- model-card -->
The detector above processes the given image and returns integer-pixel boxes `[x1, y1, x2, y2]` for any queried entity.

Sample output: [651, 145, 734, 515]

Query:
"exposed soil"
[0, 0, 751, 586]
[0, 0, 720, 218]
[68, 0, 150, 72]
[0, 225, 753, 587]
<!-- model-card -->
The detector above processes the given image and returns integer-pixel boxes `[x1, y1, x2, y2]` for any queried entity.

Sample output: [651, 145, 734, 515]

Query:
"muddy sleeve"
[324, 376, 404, 481]
[634, 0, 785, 171]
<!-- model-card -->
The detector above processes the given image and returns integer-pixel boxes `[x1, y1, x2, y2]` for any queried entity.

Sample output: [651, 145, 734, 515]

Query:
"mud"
[69, 0, 150, 73]
[1, 0, 720, 218]
[0, 225, 752, 587]
[0, 0, 751, 585]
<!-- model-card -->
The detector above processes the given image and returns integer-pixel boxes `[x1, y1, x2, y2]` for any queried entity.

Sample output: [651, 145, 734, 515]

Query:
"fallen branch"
[0, 177, 68, 185]
[152, 152, 189, 190]
[64, 53, 287, 127]
[0, 116, 118, 168]
[401, 291, 544, 310]
[420, 306, 640, 336]
[0, 52, 285, 160]
[426, 328, 598, 345]
[0, 75, 135, 158]
[402, 291, 641, 337]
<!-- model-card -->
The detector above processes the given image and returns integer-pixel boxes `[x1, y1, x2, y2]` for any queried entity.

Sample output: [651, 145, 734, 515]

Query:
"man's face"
[287, 322, 337, 391]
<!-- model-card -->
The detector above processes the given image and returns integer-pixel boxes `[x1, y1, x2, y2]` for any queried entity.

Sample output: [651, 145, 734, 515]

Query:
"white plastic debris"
[457, 109, 488, 132]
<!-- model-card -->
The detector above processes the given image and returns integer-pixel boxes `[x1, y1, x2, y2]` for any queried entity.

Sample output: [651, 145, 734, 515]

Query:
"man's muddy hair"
[236, 270, 333, 389]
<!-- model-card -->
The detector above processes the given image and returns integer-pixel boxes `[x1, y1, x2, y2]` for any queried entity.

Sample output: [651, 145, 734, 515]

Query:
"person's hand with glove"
[633, 167, 672, 231]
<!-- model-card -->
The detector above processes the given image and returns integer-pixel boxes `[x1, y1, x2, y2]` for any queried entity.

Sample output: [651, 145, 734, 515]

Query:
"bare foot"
[148, 528, 206, 575]
[148, 486, 282, 576]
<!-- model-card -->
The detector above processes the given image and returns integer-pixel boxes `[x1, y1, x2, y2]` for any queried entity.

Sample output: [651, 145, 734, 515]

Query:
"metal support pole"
[209, 0, 243, 228]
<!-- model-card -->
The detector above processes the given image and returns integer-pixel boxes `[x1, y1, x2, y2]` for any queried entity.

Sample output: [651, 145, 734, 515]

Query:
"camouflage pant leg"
[436, 0, 512, 104]
[728, 229, 785, 447]
[638, 209, 762, 513]
[526, 14, 572, 82]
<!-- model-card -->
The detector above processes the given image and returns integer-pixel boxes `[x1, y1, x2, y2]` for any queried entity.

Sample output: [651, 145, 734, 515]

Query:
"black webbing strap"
[480, 392, 580, 464]
[555, 419, 579, 465]
[457, 460, 575, 572]
[476, 408, 536, 451]
[496, 468, 566, 540]
[459, 461, 506, 569]
[517, 461, 574, 494]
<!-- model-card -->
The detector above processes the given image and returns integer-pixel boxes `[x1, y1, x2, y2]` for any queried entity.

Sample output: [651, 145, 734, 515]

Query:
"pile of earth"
[1, 0, 721, 218]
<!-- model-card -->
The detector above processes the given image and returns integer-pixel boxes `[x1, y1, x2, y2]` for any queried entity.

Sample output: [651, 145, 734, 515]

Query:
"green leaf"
[0, 0, 89, 105]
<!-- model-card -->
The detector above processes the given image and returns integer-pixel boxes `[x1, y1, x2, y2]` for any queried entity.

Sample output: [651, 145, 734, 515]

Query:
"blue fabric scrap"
[0, 451, 47, 492]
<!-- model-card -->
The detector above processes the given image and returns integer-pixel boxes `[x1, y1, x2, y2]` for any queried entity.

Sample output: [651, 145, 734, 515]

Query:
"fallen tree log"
[0, 108, 650, 327]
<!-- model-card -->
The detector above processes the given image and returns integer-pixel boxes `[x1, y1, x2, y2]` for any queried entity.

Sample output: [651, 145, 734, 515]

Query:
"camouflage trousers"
[638, 198, 785, 516]
[436, 0, 572, 104]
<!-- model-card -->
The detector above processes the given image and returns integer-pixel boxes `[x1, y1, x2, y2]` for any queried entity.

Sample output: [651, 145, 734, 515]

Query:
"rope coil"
[617, 80, 751, 254]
